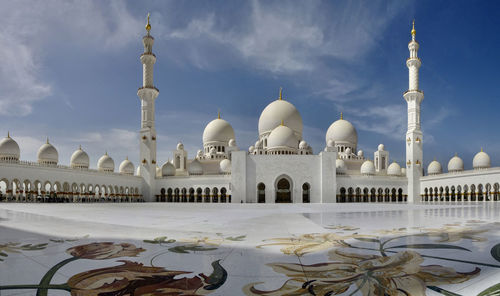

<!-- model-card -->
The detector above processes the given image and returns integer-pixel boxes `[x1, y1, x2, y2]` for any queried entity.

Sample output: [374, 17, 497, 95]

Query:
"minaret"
[138, 13, 159, 201]
[404, 20, 424, 203]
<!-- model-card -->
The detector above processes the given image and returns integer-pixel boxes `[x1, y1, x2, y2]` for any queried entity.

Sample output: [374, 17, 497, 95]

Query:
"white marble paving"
[0, 202, 499, 295]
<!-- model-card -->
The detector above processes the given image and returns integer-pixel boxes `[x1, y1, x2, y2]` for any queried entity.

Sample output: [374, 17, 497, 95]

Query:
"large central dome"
[326, 117, 358, 149]
[203, 118, 235, 144]
[258, 98, 302, 139]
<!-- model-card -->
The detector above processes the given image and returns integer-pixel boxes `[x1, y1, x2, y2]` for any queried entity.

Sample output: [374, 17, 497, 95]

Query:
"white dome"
[345, 147, 352, 155]
[188, 159, 203, 175]
[162, 162, 175, 176]
[255, 140, 262, 148]
[37, 141, 58, 165]
[203, 118, 235, 144]
[209, 147, 217, 155]
[299, 140, 308, 149]
[97, 153, 115, 172]
[378, 144, 385, 151]
[427, 160, 442, 175]
[0, 134, 20, 161]
[326, 118, 358, 148]
[176, 142, 184, 150]
[71, 146, 89, 169]
[196, 149, 203, 158]
[267, 125, 298, 149]
[336, 159, 347, 174]
[357, 150, 364, 157]
[228, 138, 236, 147]
[387, 162, 401, 176]
[119, 158, 134, 175]
[327, 139, 335, 147]
[258, 99, 303, 139]
[473, 149, 490, 169]
[360, 160, 375, 175]
[447, 155, 464, 172]
[219, 159, 231, 173]
[249, 146, 255, 153]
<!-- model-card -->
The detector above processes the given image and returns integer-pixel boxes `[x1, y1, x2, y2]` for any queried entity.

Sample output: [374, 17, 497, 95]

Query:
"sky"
[1, 0, 499, 171]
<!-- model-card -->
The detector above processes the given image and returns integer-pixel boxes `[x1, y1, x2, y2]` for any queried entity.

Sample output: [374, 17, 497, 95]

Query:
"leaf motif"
[226, 235, 246, 241]
[143, 240, 159, 244]
[477, 283, 500, 296]
[169, 245, 218, 254]
[49, 239, 64, 243]
[386, 244, 471, 252]
[491, 243, 500, 263]
[0, 252, 7, 257]
[353, 237, 380, 243]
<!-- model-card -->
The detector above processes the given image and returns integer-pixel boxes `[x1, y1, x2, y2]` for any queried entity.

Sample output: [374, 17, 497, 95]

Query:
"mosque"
[0, 18, 498, 204]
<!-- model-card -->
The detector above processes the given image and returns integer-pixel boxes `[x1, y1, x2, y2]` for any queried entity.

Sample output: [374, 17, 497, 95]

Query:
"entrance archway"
[275, 177, 292, 203]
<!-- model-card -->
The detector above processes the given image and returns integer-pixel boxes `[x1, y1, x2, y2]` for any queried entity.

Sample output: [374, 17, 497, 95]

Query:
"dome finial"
[46, 137, 49, 144]
[79, 144, 82, 150]
[146, 13, 151, 34]
[340, 112, 343, 120]
[7, 131, 10, 138]
[281, 119, 284, 126]
[126, 155, 128, 160]
[481, 147, 483, 152]
[217, 109, 221, 119]
[278, 87, 283, 100]
[411, 19, 416, 39]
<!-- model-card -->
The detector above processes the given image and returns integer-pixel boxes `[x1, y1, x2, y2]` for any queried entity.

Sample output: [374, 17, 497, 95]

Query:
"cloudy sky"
[1, 0, 499, 170]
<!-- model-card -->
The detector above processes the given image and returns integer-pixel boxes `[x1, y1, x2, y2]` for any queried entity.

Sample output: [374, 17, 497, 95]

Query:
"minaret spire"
[404, 19, 424, 203]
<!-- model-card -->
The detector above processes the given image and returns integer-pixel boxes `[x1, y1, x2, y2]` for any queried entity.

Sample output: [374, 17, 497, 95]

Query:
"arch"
[477, 184, 484, 202]
[377, 188, 384, 202]
[463, 185, 469, 201]
[391, 188, 397, 202]
[189, 188, 195, 202]
[204, 187, 210, 202]
[362, 188, 369, 203]
[445, 186, 450, 202]
[257, 183, 266, 203]
[347, 187, 354, 203]
[450, 186, 456, 202]
[494, 183, 500, 201]
[212, 187, 218, 203]
[220, 187, 227, 203]
[196, 187, 202, 202]
[302, 183, 310, 203]
[167, 188, 173, 202]
[384, 188, 390, 202]
[470, 184, 476, 201]
[338, 187, 346, 203]
[355, 187, 361, 202]
[485, 183, 492, 201]
[275, 176, 292, 203]
[174, 188, 180, 202]
[456, 185, 462, 202]
[160, 188, 166, 202]
[181, 188, 187, 202]
[398, 188, 403, 202]
[370, 188, 376, 202]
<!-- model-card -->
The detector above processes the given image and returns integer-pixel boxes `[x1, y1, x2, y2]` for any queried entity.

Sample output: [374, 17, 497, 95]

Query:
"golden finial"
[217, 109, 221, 119]
[79, 144, 82, 150]
[340, 112, 343, 120]
[105, 151, 108, 156]
[278, 87, 283, 100]
[146, 13, 151, 33]
[411, 19, 416, 37]
[281, 119, 284, 126]
[481, 147, 483, 152]
[46, 137, 49, 144]
[126, 155, 128, 160]
[7, 131, 10, 138]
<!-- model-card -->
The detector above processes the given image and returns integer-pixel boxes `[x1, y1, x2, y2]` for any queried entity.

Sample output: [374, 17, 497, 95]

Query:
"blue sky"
[1, 0, 499, 171]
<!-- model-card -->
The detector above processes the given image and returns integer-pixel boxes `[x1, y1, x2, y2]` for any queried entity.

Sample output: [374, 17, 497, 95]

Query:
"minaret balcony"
[403, 89, 424, 95]
[406, 58, 421, 68]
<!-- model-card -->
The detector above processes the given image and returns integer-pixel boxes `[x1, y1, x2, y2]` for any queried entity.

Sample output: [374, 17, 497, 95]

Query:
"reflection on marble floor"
[0, 203, 499, 295]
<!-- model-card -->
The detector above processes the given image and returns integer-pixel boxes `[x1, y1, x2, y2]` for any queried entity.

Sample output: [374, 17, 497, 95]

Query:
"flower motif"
[66, 242, 145, 260]
[244, 249, 479, 295]
[421, 226, 489, 242]
[67, 260, 227, 296]
[180, 236, 225, 246]
[257, 233, 367, 256]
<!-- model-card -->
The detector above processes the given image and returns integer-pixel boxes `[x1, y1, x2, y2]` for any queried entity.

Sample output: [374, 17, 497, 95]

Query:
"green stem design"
[36, 256, 79, 296]
[0, 283, 70, 291]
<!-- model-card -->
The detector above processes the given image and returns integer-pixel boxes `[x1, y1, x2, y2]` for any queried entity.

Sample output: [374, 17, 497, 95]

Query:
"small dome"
[119, 158, 134, 175]
[37, 140, 58, 165]
[258, 99, 303, 139]
[188, 159, 203, 175]
[336, 159, 347, 175]
[156, 165, 161, 177]
[249, 146, 255, 153]
[378, 144, 385, 151]
[196, 149, 203, 158]
[299, 140, 308, 149]
[427, 160, 442, 175]
[71, 146, 89, 169]
[97, 153, 115, 172]
[387, 162, 401, 176]
[345, 147, 352, 155]
[327, 139, 335, 147]
[447, 155, 464, 172]
[0, 133, 20, 161]
[357, 150, 364, 157]
[203, 118, 235, 144]
[176, 142, 184, 150]
[326, 118, 358, 149]
[267, 125, 298, 149]
[360, 160, 375, 175]
[473, 149, 490, 169]
[228, 138, 236, 147]
[219, 159, 231, 173]
[209, 147, 217, 155]
[255, 140, 263, 149]
[162, 162, 175, 176]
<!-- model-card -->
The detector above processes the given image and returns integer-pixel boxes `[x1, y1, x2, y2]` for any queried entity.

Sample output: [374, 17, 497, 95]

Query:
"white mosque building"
[0, 19, 498, 204]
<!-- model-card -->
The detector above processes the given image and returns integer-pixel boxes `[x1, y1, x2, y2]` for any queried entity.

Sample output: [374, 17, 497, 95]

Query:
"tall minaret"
[138, 13, 159, 201]
[404, 20, 424, 203]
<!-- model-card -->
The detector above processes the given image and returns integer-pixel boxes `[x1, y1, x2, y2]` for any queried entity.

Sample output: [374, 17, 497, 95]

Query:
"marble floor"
[0, 202, 499, 296]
